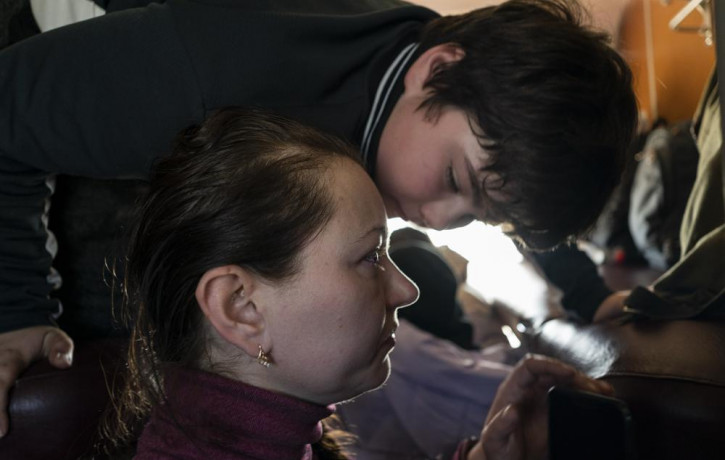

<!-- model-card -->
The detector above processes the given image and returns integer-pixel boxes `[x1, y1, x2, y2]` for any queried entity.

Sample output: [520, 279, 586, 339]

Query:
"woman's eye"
[447, 164, 460, 194]
[364, 249, 385, 269]
[365, 250, 381, 264]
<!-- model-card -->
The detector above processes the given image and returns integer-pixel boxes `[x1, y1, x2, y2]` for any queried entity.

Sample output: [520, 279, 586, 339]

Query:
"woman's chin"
[340, 361, 392, 404]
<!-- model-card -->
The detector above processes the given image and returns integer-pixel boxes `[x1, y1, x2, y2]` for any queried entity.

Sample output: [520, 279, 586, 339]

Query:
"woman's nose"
[385, 259, 419, 310]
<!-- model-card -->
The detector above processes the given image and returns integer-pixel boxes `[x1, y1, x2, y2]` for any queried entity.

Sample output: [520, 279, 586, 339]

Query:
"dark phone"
[548, 386, 637, 460]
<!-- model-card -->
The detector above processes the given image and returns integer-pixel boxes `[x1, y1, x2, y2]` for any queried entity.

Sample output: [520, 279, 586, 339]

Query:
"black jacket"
[0, 0, 438, 332]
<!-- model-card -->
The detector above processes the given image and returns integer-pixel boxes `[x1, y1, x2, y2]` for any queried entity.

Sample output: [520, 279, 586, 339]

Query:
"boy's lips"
[391, 200, 407, 220]
[393, 202, 418, 225]
[387, 199, 426, 227]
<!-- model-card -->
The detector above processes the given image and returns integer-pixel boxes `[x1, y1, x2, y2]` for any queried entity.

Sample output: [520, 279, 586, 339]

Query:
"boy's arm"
[0, 154, 70, 437]
[0, 2, 203, 327]
[0, 158, 61, 332]
[0, 3, 202, 433]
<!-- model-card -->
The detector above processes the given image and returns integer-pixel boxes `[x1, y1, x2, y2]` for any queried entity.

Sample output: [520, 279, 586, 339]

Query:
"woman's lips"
[379, 326, 397, 351]
[380, 334, 396, 352]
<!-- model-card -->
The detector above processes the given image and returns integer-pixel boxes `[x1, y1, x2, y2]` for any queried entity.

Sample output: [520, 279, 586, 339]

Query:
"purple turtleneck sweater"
[134, 367, 335, 460]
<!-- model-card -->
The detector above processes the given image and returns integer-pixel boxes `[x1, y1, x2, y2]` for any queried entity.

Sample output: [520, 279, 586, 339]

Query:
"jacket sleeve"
[0, 157, 59, 331]
[0, 5, 204, 332]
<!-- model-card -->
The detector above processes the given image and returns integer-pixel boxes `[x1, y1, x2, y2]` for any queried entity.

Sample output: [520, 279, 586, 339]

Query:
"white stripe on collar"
[30, 0, 106, 32]
[361, 43, 419, 164]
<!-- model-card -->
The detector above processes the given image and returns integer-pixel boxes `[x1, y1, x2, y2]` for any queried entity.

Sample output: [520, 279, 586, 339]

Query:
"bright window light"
[387, 219, 527, 303]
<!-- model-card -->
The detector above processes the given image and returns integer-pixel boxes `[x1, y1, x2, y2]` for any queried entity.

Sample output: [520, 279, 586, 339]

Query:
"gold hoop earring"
[257, 345, 272, 368]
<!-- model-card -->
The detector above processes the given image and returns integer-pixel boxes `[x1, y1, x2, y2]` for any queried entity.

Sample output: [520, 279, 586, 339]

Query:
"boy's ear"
[404, 43, 465, 93]
[195, 265, 266, 358]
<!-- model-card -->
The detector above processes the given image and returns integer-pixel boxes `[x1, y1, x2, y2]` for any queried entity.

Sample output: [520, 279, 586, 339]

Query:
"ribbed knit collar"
[361, 39, 422, 177]
[135, 366, 335, 460]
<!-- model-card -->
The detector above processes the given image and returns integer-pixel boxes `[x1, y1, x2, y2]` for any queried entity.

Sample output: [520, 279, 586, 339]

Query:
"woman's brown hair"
[100, 107, 359, 458]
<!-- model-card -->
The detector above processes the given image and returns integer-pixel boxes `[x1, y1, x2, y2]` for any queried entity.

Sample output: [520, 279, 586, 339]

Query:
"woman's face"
[259, 158, 419, 405]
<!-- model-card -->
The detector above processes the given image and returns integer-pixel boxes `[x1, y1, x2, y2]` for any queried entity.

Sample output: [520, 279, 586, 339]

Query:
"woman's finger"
[481, 405, 522, 460]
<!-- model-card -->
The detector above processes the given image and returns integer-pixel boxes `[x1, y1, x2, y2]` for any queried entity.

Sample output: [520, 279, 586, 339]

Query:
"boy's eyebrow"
[465, 156, 483, 208]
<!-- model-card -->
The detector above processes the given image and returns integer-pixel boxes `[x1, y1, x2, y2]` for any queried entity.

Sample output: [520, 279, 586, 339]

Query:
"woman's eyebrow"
[355, 226, 386, 244]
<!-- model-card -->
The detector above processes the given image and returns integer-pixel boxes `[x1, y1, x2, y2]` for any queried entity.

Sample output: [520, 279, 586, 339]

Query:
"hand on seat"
[592, 290, 631, 323]
[0, 326, 74, 437]
[466, 354, 614, 460]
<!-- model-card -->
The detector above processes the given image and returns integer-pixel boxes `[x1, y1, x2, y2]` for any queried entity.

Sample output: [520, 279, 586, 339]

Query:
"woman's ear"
[195, 265, 265, 358]
[404, 43, 465, 94]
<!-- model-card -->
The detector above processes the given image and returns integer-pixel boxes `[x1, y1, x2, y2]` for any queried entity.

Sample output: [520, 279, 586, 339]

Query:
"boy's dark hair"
[101, 107, 358, 458]
[419, 0, 638, 249]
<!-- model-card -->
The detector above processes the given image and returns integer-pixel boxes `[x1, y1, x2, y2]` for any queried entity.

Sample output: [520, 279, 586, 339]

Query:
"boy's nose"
[420, 199, 473, 230]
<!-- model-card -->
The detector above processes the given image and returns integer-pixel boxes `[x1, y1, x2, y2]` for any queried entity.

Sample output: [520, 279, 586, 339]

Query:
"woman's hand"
[467, 354, 614, 460]
[0, 326, 74, 437]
